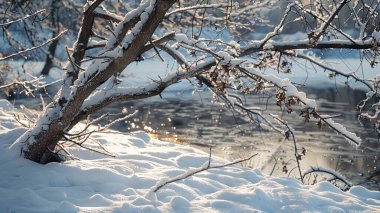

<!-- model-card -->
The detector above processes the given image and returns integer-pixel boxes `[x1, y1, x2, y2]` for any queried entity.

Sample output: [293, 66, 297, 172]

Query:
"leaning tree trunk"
[15, 0, 176, 164]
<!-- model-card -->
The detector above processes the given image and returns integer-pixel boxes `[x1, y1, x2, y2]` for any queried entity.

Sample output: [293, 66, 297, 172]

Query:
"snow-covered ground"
[0, 100, 379, 212]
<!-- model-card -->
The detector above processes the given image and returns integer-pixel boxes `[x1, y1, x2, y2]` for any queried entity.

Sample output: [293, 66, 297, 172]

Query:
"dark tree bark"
[20, 0, 176, 164]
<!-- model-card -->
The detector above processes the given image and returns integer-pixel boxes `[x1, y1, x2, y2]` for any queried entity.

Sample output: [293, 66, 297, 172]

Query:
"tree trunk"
[16, 0, 176, 164]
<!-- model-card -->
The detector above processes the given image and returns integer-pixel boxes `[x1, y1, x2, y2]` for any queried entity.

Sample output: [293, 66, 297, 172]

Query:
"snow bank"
[0, 100, 379, 212]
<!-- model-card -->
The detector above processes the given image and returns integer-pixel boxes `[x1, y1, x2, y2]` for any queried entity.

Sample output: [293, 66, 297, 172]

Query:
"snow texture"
[0, 100, 379, 212]
[94, 6, 123, 22]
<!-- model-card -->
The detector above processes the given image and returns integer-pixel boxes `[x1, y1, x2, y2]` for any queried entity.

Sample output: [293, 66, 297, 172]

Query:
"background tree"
[0, 1, 67, 98]
[9, 0, 380, 164]
[0, 0, 82, 76]
[40, 0, 83, 75]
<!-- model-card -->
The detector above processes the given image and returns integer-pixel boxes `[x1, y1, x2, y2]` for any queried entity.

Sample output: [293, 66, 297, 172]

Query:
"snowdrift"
[0, 99, 378, 212]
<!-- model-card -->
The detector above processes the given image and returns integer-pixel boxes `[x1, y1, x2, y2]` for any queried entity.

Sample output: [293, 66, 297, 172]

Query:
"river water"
[92, 86, 379, 191]
[13, 86, 380, 190]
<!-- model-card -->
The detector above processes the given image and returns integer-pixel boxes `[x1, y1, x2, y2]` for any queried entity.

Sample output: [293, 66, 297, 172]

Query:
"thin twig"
[270, 114, 304, 183]
[0, 9, 45, 27]
[149, 40, 165, 62]
[303, 166, 352, 190]
[153, 153, 258, 192]
[0, 30, 67, 62]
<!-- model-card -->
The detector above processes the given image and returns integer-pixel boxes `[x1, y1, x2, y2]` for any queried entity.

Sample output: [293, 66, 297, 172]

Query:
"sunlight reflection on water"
[100, 87, 379, 190]
[13, 86, 379, 190]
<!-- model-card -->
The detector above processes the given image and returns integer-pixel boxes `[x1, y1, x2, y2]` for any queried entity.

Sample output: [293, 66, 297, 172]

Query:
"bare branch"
[153, 152, 258, 192]
[0, 9, 45, 27]
[303, 166, 352, 190]
[270, 114, 303, 183]
[313, 0, 349, 43]
[0, 30, 67, 62]
[281, 51, 375, 91]
[165, 3, 229, 17]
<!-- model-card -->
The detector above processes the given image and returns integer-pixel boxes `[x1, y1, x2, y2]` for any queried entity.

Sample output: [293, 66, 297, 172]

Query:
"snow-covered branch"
[94, 5, 123, 23]
[71, 61, 211, 126]
[241, 39, 374, 56]
[238, 66, 362, 146]
[16, 0, 178, 163]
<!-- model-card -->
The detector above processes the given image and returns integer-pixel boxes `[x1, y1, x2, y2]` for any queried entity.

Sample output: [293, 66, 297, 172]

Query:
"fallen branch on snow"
[153, 148, 258, 192]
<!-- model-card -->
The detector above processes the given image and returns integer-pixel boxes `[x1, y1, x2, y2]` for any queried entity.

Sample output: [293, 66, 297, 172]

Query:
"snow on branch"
[239, 65, 362, 146]
[239, 65, 317, 109]
[75, 29, 365, 147]
[94, 5, 123, 23]
[102, 0, 154, 51]
[16, 0, 378, 164]
[257, 3, 295, 48]
[150, 32, 368, 146]
[72, 0, 157, 89]
[319, 115, 362, 146]
[176, 33, 368, 146]
[195, 74, 287, 135]
[241, 39, 374, 56]
[15, 0, 178, 164]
